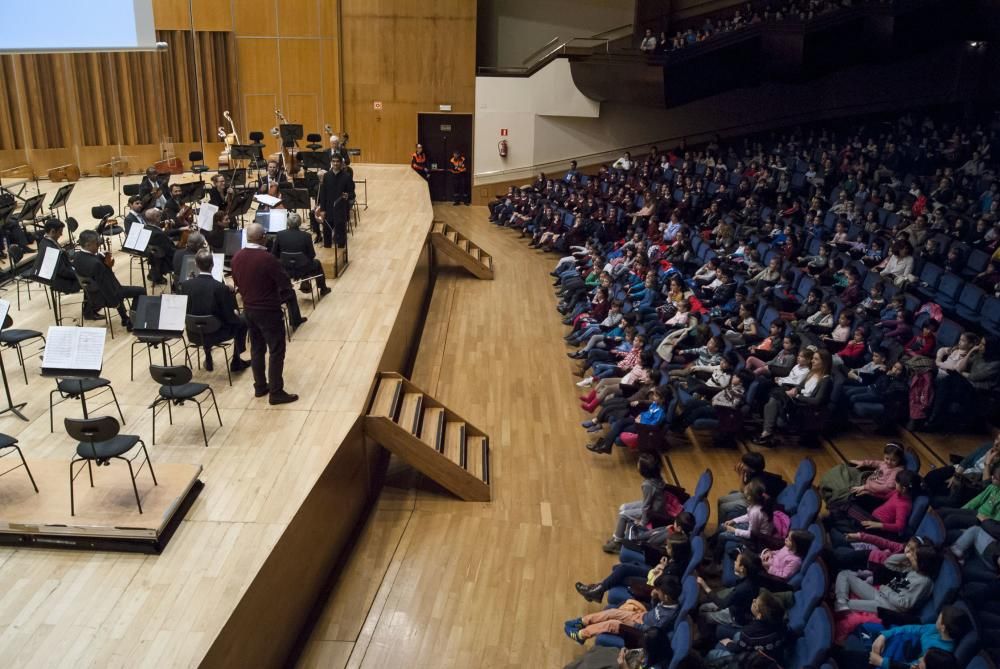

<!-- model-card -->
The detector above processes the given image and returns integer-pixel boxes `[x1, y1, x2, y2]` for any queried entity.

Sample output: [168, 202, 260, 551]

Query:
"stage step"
[365, 372, 491, 502]
[429, 221, 494, 280]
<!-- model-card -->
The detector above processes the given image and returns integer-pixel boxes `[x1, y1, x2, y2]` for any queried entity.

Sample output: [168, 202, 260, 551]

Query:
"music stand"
[0, 196, 15, 223]
[179, 181, 205, 204]
[16, 193, 45, 224]
[280, 188, 311, 212]
[228, 189, 255, 223]
[279, 124, 303, 143]
[297, 151, 328, 170]
[0, 301, 27, 420]
[48, 183, 75, 219]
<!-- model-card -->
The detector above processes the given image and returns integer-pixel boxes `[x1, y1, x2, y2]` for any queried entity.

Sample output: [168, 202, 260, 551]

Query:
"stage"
[0, 165, 435, 667]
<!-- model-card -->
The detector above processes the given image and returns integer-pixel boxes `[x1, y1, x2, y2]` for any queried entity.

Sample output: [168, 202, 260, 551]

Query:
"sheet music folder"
[41, 326, 107, 378]
[132, 294, 188, 336]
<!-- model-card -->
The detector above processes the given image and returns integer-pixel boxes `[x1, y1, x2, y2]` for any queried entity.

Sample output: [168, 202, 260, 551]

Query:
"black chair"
[122, 184, 141, 199]
[145, 245, 171, 295]
[0, 313, 44, 384]
[92, 205, 124, 251]
[305, 133, 323, 151]
[65, 416, 156, 516]
[184, 314, 234, 386]
[75, 275, 115, 338]
[149, 364, 222, 448]
[6, 244, 44, 310]
[64, 216, 79, 247]
[189, 151, 209, 178]
[130, 330, 188, 381]
[0, 433, 38, 493]
[279, 251, 324, 309]
[49, 376, 125, 432]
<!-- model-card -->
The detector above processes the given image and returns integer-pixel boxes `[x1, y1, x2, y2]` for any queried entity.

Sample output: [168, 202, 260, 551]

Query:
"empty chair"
[785, 604, 833, 669]
[932, 273, 964, 309]
[0, 432, 37, 492]
[49, 376, 125, 433]
[65, 416, 156, 516]
[149, 365, 222, 449]
[0, 313, 44, 384]
[981, 296, 1000, 335]
[691, 469, 713, 503]
[791, 488, 820, 530]
[777, 457, 816, 515]
[788, 561, 828, 635]
[5, 245, 42, 310]
[915, 509, 945, 546]
[682, 536, 704, 581]
[966, 652, 997, 669]
[936, 318, 962, 348]
[188, 151, 209, 177]
[92, 205, 124, 251]
[954, 283, 986, 321]
[666, 617, 692, 669]
[691, 499, 709, 537]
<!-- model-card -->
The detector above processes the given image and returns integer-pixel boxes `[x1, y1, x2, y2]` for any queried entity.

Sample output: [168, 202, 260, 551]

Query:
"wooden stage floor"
[294, 204, 986, 669]
[0, 166, 433, 667]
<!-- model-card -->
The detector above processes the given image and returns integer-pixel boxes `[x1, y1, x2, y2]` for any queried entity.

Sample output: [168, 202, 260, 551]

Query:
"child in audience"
[833, 541, 938, 614]
[703, 591, 786, 668]
[825, 470, 920, 544]
[602, 453, 669, 552]
[564, 573, 681, 645]
[819, 442, 906, 507]
[760, 528, 813, 582]
[697, 552, 763, 640]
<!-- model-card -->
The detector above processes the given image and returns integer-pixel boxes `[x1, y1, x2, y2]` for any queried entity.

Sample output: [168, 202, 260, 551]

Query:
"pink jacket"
[732, 505, 777, 540]
[860, 460, 904, 498]
[848, 532, 904, 565]
[764, 546, 802, 579]
[872, 491, 912, 535]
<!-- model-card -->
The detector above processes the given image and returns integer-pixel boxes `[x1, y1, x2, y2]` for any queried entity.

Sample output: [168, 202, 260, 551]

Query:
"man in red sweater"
[230, 223, 299, 404]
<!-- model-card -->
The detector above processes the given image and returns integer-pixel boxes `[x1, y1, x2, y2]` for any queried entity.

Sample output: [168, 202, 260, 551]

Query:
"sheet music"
[158, 294, 188, 332]
[212, 253, 224, 282]
[124, 223, 142, 249]
[197, 202, 218, 231]
[42, 326, 106, 372]
[124, 225, 151, 252]
[0, 299, 10, 329]
[268, 209, 287, 232]
[241, 228, 247, 248]
[254, 194, 281, 207]
[38, 247, 59, 280]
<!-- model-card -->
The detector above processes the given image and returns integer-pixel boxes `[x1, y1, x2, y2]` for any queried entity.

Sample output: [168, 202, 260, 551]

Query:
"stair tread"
[458, 239, 470, 252]
[446, 231, 458, 243]
[398, 392, 423, 434]
[466, 435, 486, 480]
[468, 246, 480, 260]
[431, 222, 444, 234]
[443, 421, 465, 465]
[370, 377, 401, 418]
[419, 407, 445, 450]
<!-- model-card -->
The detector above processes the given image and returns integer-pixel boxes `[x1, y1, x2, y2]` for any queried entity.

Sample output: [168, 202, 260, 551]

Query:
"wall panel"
[192, 0, 234, 31]
[278, 0, 320, 36]
[234, 0, 278, 36]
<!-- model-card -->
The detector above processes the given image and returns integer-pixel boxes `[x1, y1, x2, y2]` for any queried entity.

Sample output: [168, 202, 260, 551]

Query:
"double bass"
[218, 110, 239, 169]
[270, 109, 300, 178]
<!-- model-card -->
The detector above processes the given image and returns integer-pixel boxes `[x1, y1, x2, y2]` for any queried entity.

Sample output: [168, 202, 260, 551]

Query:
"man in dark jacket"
[271, 212, 330, 295]
[179, 251, 249, 373]
[143, 208, 176, 285]
[72, 229, 145, 330]
[34, 219, 81, 296]
[315, 154, 355, 248]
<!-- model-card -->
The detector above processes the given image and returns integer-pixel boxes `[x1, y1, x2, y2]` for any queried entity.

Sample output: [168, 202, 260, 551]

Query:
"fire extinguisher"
[498, 139, 508, 158]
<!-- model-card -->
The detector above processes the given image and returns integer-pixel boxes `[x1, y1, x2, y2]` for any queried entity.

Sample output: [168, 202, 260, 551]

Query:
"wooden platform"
[0, 166, 435, 668]
[0, 459, 201, 553]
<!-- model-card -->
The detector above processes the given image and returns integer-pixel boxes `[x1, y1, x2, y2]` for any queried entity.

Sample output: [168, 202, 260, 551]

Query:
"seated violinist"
[72, 230, 146, 331]
[143, 208, 178, 285]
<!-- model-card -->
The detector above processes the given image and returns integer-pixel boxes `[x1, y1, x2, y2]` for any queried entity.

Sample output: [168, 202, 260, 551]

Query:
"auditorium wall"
[472, 43, 988, 196]
[0, 0, 475, 175]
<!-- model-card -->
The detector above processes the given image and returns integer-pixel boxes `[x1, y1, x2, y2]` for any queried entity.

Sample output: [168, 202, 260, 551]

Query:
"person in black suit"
[315, 154, 355, 248]
[123, 196, 145, 234]
[33, 219, 80, 295]
[179, 251, 249, 373]
[162, 184, 184, 222]
[271, 212, 331, 295]
[72, 230, 146, 330]
[138, 167, 166, 210]
[258, 160, 288, 194]
[143, 209, 176, 285]
[173, 232, 206, 285]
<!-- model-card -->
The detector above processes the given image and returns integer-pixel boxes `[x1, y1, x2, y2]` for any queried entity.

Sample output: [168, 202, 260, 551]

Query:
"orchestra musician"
[34, 219, 81, 294]
[162, 183, 184, 221]
[139, 167, 167, 209]
[327, 135, 351, 168]
[173, 232, 207, 284]
[258, 160, 287, 193]
[315, 153, 355, 248]
[124, 195, 145, 234]
[143, 209, 177, 285]
[206, 210, 233, 253]
[271, 212, 331, 296]
[410, 143, 430, 180]
[208, 174, 231, 208]
[178, 251, 250, 373]
[72, 229, 146, 332]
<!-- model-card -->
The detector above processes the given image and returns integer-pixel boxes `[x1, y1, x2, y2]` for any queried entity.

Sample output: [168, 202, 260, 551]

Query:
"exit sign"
[373, 101, 383, 110]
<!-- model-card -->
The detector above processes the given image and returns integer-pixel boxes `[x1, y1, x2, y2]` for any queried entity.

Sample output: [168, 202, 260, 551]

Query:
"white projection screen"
[0, 0, 157, 53]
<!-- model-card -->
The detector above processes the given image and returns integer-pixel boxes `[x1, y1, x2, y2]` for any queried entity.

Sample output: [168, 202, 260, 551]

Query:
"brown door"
[417, 113, 472, 202]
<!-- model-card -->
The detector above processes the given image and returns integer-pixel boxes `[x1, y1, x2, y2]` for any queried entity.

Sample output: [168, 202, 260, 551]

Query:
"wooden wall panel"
[320, 38, 342, 133]
[319, 0, 340, 37]
[234, 0, 277, 36]
[192, 0, 234, 31]
[341, 0, 476, 163]
[152, 0, 191, 30]
[0, 58, 24, 151]
[278, 0, 320, 36]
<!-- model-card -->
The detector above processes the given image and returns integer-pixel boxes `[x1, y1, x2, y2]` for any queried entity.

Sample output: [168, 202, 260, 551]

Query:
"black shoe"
[452, 201, 460, 206]
[574, 582, 604, 603]
[586, 441, 612, 454]
[204, 354, 214, 372]
[752, 433, 775, 447]
[122, 318, 133, 332]
[320, 287, 332, 296]
[254, 387, 269, 398]
[269, 391, 299, 405]
[299, 281, 312, 293]
[463, 201, 469, 206]
[291, 317, 308, 330]
[230, 358, 250, 372]
[83, 309, 104, 321]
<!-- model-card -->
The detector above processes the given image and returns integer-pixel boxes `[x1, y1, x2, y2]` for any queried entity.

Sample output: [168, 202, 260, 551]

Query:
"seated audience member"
[937, 459, 1000, 542]
[819, 442, 906, 508]
[825, 470, 921, 545]
[703, 590, 785, 668]
[179, 251, 250, 373]
[602, 453, 669, 552]
[563, 574, 681, 645]
[839, 606, 969, 669]
[697, 552, 763, 641]
[752, 348, 833, 446]
[717, 452, 787, 523]
[923, 434, 1000, 508]
[71, 229, 146, 331]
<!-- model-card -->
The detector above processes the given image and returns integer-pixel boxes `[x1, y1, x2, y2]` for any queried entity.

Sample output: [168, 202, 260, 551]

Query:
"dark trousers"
[204, 318, 248, 358]
[117, 286, 146, 320]
[298, 259, 328, 291]
[284, 293, 303, 325]
[450, 172, 468, 203]
[245, 309, 286, 394]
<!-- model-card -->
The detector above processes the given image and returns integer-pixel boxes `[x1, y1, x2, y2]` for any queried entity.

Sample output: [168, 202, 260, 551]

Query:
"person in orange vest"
[449, 150, 469, 206]
[410, 143, 430, 180]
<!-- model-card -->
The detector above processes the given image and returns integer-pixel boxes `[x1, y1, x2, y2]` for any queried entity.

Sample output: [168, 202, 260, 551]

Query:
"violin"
[100, 250, 115, 269]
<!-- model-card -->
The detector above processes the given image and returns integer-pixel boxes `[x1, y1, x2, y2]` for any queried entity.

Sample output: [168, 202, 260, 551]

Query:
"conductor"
[315, 154, 355, 248]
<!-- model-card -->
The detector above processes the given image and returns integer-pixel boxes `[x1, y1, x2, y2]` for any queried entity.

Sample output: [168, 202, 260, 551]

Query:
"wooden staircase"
[429, 221, 494, 279]
[365, 372, 491, 502]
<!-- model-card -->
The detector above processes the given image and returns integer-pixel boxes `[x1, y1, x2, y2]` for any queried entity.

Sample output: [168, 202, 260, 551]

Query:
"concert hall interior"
[2, 1, 1000, 669]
